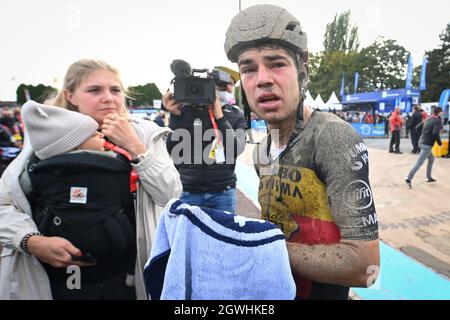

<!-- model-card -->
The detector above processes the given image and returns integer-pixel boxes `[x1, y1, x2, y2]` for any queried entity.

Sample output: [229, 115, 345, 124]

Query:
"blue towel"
[143, 199, 296, 300]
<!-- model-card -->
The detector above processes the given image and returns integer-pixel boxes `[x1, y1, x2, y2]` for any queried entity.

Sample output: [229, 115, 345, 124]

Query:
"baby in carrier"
[21, 101, 136, 286]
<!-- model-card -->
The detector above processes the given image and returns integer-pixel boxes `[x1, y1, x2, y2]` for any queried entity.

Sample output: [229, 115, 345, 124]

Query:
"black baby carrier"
[27, 150, 136, 262]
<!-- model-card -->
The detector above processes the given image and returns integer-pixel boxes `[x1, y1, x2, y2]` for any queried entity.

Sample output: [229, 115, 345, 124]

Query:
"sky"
[0, 0, 449, 101]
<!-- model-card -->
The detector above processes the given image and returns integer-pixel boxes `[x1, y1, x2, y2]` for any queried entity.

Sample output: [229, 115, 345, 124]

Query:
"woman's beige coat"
[0, 118, 182, 299]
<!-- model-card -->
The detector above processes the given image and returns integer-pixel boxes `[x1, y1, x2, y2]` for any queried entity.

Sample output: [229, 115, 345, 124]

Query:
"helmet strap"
[296, 88, 305, 130]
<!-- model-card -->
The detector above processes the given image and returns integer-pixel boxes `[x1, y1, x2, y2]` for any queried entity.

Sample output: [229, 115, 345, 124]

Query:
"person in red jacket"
[421, 108, 429, 121]
[364, 113, 374, 124]
[389, 107, 403, 154]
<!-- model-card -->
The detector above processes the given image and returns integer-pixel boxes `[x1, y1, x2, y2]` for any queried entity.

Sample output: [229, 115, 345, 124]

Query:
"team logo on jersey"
[344, 180, 373, 210]
[258, 166, 339, 240]
[344, 142, 369, 171]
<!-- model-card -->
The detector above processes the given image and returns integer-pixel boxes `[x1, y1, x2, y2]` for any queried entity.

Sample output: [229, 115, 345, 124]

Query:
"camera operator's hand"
[209, 95, 224, 120]
[162, 90, 183, 116]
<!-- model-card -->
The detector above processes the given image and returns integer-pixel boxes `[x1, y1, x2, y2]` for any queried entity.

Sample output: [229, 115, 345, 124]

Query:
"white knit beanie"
[21, 100, 99, 160]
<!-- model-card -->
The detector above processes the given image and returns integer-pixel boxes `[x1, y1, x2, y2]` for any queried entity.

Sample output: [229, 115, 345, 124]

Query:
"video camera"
[170, 59, 232, 106]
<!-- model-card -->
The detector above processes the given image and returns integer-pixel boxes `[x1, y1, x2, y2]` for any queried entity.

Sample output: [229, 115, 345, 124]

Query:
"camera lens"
[187, 84, 202, 97]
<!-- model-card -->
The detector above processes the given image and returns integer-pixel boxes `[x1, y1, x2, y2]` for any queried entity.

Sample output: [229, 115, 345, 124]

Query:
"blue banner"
[405, 56, 413, 89]
[395, 97, 402, 109]
[419, 57, 428, 91]
[351, 123, 386, 138]
[438, 89, 450, 114]
[354, 72, 359, 94]
[340, 75, 345, 97]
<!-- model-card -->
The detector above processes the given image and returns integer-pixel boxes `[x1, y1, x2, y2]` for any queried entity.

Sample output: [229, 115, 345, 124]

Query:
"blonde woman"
[0, 59, 182, 299]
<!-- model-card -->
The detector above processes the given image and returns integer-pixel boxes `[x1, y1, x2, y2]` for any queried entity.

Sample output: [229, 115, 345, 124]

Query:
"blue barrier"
[351, 123, 385, 138]
[252, 119, 386, 138]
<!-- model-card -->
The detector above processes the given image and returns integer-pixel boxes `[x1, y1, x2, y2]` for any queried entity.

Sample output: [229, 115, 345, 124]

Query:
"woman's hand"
[101, 113, 146, 159]
[27, 235, 95, 268]
[162, 90, 183, 116]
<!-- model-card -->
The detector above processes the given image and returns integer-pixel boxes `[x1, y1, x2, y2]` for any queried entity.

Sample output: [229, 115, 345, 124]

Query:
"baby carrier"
[26, 150, 136, 262]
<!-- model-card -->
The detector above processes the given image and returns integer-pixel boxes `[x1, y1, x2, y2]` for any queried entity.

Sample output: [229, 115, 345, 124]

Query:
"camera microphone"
[170, 59, 192, 78]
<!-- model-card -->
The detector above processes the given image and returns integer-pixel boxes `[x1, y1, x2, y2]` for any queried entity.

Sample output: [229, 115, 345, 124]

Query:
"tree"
[421, 23, 450, 102]
[412, 65, 422, 89]
[16, 84, 57, 104]
[307, 10, 360, 98]
[127, 83, 162, 107]
[308, 52, 322, 80]
[310, 11, 413, 99]
[308, 51, 359, 99]
[323, 10, 359, 53]
[357, 37, 409, 91]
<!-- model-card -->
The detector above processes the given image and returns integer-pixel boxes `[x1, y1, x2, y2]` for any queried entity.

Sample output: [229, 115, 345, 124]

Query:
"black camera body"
[171, 60, 232, 106]
[173, 76, 216, 106]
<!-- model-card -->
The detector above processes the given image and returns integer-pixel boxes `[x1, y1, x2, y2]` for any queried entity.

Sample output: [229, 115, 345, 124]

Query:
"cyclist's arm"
[288, 121, 380, 287]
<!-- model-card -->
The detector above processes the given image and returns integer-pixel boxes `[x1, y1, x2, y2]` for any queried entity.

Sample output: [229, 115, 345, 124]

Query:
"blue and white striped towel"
[143, 199, 296, 300]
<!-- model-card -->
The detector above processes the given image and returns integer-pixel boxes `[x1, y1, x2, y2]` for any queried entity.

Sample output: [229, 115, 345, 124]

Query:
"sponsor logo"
[382, 91, 399, 98]
[344, 143, 369, 171]
[361, 213, 378, 227]
[70, 187, 88, 204]
[372, 128, 385, 135]
[360, 125, 371, 135]
[344, 180, 373, 210]
[346, 95, 360, 101]
[259, 167, 304, 200]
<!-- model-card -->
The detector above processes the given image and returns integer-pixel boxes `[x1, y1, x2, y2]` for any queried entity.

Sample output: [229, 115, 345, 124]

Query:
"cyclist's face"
[238, 47, 300, 126]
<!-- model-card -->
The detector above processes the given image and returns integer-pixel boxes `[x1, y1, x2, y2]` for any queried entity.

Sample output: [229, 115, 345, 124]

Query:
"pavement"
[363, 137, 450, 278]
[236, 132, 450, 297]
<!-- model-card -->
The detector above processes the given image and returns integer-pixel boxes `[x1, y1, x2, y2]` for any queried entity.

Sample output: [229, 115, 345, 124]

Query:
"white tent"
[315, 94, 326, 110]
[304, 90, 316, 108]
[325, 92, 343, 111]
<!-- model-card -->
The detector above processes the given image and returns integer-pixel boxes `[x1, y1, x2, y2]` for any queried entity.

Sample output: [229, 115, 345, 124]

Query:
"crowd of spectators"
[0, 106, 24, 148]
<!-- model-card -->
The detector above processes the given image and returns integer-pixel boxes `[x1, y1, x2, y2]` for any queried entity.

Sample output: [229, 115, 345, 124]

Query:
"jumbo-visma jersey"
[254, 112, 379, 299]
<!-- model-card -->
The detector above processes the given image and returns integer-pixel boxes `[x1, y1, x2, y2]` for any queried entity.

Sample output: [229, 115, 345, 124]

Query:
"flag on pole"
[354, 72, 359, 94]
[340, 75, 345, 97]
[419, 57, 428, 91]
[405, 56, 413, 89]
